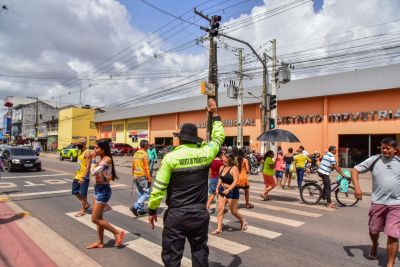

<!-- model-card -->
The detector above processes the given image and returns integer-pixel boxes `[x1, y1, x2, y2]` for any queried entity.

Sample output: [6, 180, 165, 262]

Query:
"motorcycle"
[247, 152, 260, 175]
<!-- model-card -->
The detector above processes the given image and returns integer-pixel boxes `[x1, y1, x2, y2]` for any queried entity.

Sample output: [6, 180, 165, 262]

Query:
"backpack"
[370, 155, 400, 172]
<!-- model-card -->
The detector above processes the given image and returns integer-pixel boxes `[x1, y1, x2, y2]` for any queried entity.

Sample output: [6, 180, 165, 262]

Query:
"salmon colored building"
[95, 65, 400, 167]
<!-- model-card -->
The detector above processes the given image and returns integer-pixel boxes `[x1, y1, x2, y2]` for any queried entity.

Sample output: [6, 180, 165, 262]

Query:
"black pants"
[318, 172, 331, 203]
[162, 207, 210, 267]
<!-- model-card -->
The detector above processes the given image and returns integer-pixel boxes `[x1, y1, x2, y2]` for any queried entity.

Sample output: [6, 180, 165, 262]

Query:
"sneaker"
[130, 207, 138, 217]
[138, 210, 148, 216]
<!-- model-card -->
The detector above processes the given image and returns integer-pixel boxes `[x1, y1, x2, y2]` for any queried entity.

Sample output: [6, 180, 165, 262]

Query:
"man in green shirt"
[147, 144, 157, 177]
[147, 99, 224, 267]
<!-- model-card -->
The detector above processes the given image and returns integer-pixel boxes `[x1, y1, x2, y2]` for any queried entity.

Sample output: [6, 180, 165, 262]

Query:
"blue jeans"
[133, 176, 150, 212]
[149, 160, 155, 177]
[296, 168, 305, 190]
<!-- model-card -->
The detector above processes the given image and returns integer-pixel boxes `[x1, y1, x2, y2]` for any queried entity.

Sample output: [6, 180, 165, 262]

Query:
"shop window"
[101, 125, 112, 132]
[127, 122, 147, 130]
[155, 137, 173, 146]
[114, 124, 124, 132]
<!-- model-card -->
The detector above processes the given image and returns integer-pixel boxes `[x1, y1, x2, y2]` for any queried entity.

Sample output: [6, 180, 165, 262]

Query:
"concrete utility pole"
[35, 97, 39, 139]
[270, 39, 277, 151]
[194, 8, 219, 142]
[237, 48, 244, 148]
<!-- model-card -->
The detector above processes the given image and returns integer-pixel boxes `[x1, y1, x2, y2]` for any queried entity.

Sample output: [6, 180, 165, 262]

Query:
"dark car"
[157, 145, 175, 159]
[1, 146, 42, 172]
[111, 143, 137, 156]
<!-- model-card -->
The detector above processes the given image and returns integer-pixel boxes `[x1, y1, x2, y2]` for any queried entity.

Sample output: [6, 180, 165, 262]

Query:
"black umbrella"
[256, 129, 301, 143]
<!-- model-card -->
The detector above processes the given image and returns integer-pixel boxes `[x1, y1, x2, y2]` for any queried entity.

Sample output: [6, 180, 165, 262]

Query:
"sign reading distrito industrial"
[277, 108, 400, 125]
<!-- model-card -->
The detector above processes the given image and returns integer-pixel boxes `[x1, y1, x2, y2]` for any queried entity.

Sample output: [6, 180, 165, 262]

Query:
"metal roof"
[95, 64, 400, 123]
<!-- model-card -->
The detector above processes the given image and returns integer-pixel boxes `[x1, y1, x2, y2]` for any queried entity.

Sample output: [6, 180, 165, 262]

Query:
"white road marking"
[271, 200, 336, 212]
[112, 205, 251, 254]
[2, 173, 69, 179]
[66, 212, 191, 267]
[5, 183, 127, 197]
[43, 179, 68, 185]
[24, 181, 45, 187]
[245, 201, 322, 217]
[0, 182, 18, 188]
[251, 187, 301, 197]
[238, 209, 304, 227]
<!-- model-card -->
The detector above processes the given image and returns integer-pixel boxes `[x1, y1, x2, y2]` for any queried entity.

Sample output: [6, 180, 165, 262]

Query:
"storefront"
[95, 64, 400, 166]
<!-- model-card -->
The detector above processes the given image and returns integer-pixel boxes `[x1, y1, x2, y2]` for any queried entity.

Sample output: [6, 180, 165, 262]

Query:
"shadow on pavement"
[0, 214, 23, 225]
[343, 244, 400, 267]
[210, 254, 242, 267]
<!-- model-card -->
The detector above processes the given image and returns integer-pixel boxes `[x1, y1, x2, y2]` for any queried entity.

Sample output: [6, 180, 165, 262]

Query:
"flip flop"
[74, 212, 86, 217]
[115, 231, 126, 247]
[86, 242, 104, 249]
[245, 203, 254, 209]
[85, 204, 91, 211]
[211, 229, 222, 235]
[241, 221, 248, 231]
[260, 193, 267, 201]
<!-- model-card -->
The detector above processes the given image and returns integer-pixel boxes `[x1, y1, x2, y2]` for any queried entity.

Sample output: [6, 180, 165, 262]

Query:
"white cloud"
[0, 0, 399, 112]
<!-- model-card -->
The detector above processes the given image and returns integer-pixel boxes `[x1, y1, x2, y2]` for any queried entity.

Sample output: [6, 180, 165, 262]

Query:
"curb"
[6, 201, 101, 267]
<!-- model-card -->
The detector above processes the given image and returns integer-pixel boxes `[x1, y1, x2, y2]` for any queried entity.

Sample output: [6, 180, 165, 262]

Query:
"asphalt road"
[0, 156, 395, 267]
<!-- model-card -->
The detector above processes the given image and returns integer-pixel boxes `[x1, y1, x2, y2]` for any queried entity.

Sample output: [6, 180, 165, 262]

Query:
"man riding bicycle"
[317, 146, 346, 209]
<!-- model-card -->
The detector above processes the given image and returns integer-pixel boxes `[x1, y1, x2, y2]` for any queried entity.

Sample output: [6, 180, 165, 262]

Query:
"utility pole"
[237, 48, 244, 148]
[194, 8, 220, 141]
[270, 39, 277, 152]
[35, 97, 39, 139]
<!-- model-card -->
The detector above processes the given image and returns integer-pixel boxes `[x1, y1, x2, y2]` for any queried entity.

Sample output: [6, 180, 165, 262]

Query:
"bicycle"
[300, 176, 359, 207]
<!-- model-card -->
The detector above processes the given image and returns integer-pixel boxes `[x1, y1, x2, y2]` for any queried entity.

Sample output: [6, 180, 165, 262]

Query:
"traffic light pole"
[237, 48, 244, 148]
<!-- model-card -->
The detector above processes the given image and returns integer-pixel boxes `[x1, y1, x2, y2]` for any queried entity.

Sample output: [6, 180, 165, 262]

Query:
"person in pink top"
[206, 150, 224, 212]
[275, 149, 285, 189]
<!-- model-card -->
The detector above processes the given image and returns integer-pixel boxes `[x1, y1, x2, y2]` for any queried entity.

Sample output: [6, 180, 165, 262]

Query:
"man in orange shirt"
[130, 139, 151, 217]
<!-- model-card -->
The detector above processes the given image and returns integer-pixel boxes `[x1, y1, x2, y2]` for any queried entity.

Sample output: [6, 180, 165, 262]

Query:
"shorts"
[285, 163, 292, 173]
[369, 203, 400, 238]
[275, 171, 283, 178]
[94, 184, 112, 204]
[209, 178, 218, 194]
[72, 179, 89, 197]
[218, 186, 239, 199]
[263, 174, 276, 187]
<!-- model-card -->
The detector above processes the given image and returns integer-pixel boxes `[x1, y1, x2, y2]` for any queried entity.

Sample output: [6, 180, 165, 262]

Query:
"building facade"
[58, 106, 101, 149]
[95, 64, 400, 167]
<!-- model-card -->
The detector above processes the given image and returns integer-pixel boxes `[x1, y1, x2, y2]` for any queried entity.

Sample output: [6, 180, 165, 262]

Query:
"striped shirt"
[318, 152, 336, 175]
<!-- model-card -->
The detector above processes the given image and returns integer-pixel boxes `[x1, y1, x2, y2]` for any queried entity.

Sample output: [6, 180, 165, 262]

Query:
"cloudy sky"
[0, 0, 399, 112]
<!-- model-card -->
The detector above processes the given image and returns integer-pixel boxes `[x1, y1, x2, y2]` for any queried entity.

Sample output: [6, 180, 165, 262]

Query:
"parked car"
[1, 146, 42, 172]
[111, 143, 137, 156]
[157, 145, 175, 159]
[59, 144, 82, 162]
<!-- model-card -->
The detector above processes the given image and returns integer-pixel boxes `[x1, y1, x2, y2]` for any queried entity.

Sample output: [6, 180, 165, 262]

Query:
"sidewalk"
[249, 170, 373, 196]
[0, 202, 57, 267]
[0, 200, 101, 267]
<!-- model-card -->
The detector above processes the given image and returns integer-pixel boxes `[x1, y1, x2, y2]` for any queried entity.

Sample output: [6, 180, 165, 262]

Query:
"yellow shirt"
[74, 150, 91, 180]
[132, 149, 151, 181]
[294, 154, 309, 168]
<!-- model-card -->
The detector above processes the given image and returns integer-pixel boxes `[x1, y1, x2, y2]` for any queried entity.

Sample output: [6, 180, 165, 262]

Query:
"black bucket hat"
[173, 123, 203, 144]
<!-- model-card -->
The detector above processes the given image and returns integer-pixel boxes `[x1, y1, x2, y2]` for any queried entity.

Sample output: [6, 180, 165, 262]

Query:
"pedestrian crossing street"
[63, 182, 337, 266]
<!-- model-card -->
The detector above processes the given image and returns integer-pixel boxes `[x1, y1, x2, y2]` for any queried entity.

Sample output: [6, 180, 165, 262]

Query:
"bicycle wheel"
[335, 185, 359, 207]
[300, 183, 322, 205]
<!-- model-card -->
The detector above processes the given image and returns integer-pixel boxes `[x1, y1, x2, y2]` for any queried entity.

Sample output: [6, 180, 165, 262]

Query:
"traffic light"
[269, 94, 277, 110]
[268, 118, 276, 129]
[210, 15, 221, 37]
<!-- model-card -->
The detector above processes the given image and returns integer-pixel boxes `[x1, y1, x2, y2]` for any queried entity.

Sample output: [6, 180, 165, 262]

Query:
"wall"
[71, 108, 98, 147]
[58, 108, 73, 149]
[277, 89, 400, 154]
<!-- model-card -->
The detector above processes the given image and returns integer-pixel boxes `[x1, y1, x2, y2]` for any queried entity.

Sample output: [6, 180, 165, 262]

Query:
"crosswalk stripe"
[6, 183, 127, 198]
[250, 187, 301, 197]
[238, 209, 304, 227]
[273, 199, 336, 211]
[112, 205, 250, 255]
[244, 201, 322, 217]
[66, 212, 191, 267]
